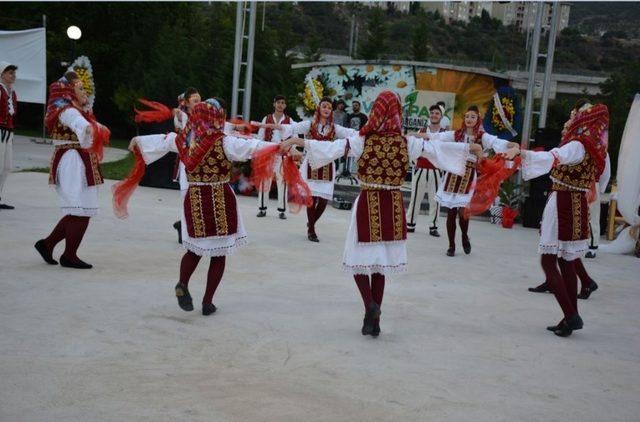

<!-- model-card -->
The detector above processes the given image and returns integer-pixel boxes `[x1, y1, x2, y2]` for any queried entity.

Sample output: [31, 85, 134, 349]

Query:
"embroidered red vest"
[48, 119, 103, 186]
[355, 134, 409, 243]
[0, 85, 17, 129]
[550, 152, 597, 192]
[307, 121, 335, 181]
[264, 114, 291, 142]
[183, 138, 238, 238]
[442, 133, 482, 195]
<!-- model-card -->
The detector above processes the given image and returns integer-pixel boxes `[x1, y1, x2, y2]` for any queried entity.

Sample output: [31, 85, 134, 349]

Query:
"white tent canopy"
[0, 28, 46, 104]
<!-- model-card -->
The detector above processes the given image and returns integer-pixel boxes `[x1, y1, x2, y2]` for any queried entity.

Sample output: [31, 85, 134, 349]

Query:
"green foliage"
[359, 8, 388, 60]
[411, 19, 429, 61]
[498, 177, 524, 209]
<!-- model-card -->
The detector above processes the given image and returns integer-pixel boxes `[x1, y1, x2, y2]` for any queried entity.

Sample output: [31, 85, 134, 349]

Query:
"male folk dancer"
[406, 104, 447, 236]
[34, 71, 110, 269]
[256, 95, 293, 220]
[281, 91, 477, 337]
[0, 61, 18, 210]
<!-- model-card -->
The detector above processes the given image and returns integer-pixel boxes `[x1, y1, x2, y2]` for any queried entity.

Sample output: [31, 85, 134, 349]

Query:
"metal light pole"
[538, 2, 560, 129]
[231, 2, 244, 119]
[242, 1, 257, 121]
[520, 3, 544, 150]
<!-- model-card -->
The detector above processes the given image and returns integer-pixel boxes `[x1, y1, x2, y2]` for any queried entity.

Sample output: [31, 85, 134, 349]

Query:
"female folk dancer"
[128, 99, 277, 315]
[423, 105, 517, 256]
[261, 96, 358, 242]
[505, 102, 609, 337]
[281, 91, 478, 337]
[34, 71, 110, 269]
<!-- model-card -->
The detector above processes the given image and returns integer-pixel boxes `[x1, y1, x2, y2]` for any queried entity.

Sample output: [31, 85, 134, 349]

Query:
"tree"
[359, 8, 388, 60]
[411, 20, 429, 61]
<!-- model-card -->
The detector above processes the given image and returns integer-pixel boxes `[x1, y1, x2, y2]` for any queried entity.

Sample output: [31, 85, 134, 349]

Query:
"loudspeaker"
[531, 127, 561, 151]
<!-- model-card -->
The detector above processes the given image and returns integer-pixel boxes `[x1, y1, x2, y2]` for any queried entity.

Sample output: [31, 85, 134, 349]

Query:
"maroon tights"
[307, 196, 328, 235]
[446, 208, 469, 248]
[179, 251, 226, 305]
[43, 215, 91, 262]
[353, 273, 386, 311]
[541, 254, 578, 318]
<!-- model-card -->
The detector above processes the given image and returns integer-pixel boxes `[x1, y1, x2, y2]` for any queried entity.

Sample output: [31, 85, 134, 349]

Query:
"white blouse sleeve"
[599, 153, 611, 193]
[134, 132, 179, 164]
[256, 116, 267, 140]
[406, 135, 469, 176]
[174, 110, 188, 132]
[334, 124, 359, 139]
[521, 141, 585, 181]
[281, 120, 311, 139]
[59, 108, 93, 148]
[427, 130, 455, 142]
[481, 133, 512, 153]
[304, 138, 349, 170]
[222, 135, 271, 162]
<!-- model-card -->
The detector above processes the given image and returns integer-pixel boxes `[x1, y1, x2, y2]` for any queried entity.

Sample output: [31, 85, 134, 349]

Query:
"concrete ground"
[1, 172, 639, 422]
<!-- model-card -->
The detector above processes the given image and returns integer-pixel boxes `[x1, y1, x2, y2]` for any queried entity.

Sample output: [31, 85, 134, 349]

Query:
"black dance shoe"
[585, 251, 596, 259]
[256, 210, 267, 218]
[361, 302, 381, 336]
[462, 236, 471, 254]
[173, 221, 182, 244]
[174, 282, 194, 312]
[446, 247, 455, 257]
[308, 233, 319, 242]
[578, 281, 599, 300]
[371, 319, 381, 337]
[60, 255, 92, 269]
[547, 319, 564, 332]
[528, 282, 551, 293]
[279, 212, 287, 220]
[554, 314, 583, 337]
[407, 226, 416, 233]
[0, 203, 14, 210]
[34, 239, 58, 265]
[202, 303, 217, 316]
[429, 227, 440, 237]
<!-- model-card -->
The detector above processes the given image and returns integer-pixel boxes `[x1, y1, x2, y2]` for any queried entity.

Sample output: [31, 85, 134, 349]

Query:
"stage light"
[66, 26, 82, 40]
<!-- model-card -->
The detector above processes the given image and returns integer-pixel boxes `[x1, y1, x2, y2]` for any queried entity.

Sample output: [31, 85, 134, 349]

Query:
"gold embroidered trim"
[189, 186, 205, 237]
[357, 134, 409, 187]
[571, 192, 582, 241]
[212, 185, 229, 235]
[367, 190, 381, 242]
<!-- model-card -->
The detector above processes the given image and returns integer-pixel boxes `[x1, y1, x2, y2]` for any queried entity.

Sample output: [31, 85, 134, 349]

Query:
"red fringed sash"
[112, 147, 146, 219]
[134, 100, 173, 124]
[464, 155, 521, 219]
[250, 144, 312, 213]
[356, 189, 407, 243]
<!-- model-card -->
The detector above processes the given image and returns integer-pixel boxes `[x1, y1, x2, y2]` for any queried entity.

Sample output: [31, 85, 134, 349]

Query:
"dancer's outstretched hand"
[280, 137, 304, 152]
[287, 147, 303, 161]
[503, 145, 521, 160]
[469, 143, 483, 159]
[128, 137, 138, 151]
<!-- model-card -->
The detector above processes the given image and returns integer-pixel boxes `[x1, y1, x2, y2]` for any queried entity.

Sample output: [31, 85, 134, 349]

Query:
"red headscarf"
[454, 109, 484, 143]
[359, 90, 403, 137]
[174, 100, 226, 169]
[44, 77, 80, 132]
[559, 103, 609, 177]
[44, 75, 109, 160]
[309, 100, 335, 141]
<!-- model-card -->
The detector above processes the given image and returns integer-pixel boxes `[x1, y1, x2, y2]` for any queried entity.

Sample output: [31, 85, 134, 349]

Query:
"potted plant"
[498, 177, 523, 228]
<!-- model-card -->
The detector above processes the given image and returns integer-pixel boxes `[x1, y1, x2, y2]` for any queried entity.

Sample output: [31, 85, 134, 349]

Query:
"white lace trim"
[549, 176, 590, 192]
[342, 262, 407, 275]
[183, 236, 248, 257]
[61, 206, 98, 217]
[360, 182, 401, 190]
[435, 192, 472, 209]
[187, 180, 230, 186]
[356, 239, 407, 246]
[538, 239, 588, 261]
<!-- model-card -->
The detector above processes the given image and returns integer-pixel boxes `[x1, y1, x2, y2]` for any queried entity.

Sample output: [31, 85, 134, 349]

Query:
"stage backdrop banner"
[298, 64, 497, 132]
[0, 28, 47, 104]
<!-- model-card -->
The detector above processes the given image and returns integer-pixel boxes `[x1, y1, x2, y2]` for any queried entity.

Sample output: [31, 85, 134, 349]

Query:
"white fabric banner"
[0, 28, 46, 104]
[615, 93, 640, 227]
